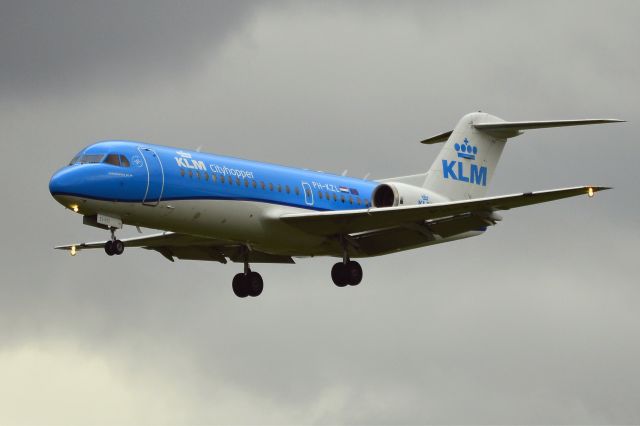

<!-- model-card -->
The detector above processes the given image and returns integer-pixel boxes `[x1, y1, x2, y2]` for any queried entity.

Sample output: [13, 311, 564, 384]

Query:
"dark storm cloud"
[0, 0, 261, 98]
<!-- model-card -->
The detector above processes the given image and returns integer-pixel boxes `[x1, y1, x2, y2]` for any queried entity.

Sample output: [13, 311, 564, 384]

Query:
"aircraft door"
[301, 182, 314, 206]
[138, 147, 164, 206]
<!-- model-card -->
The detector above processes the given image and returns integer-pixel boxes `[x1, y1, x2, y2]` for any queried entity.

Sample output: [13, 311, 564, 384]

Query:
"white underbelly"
[66, 196, 328, 255]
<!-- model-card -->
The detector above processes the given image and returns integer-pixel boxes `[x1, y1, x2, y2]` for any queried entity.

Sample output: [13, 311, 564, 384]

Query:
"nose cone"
[49, 166, 82, 199]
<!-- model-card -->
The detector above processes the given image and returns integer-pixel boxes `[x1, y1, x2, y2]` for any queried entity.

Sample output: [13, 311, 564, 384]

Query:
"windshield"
[79, 154, 106, 164]
[68, 153, 82, 165]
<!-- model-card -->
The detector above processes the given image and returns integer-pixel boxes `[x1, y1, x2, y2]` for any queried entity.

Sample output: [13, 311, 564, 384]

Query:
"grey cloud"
[0, 0, 262, 99]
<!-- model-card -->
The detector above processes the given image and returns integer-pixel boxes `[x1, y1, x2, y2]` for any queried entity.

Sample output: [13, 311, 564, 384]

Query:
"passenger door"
[138, 147, 164, 206]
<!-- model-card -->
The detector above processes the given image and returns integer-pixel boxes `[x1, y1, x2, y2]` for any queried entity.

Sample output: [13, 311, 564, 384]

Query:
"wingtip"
[586, 186, 612, 197]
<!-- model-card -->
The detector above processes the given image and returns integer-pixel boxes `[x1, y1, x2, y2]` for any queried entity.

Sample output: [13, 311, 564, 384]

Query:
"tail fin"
[421, 112, 623, 201]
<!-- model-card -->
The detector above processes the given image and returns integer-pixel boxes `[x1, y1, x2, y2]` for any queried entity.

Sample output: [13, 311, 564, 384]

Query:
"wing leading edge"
[55, 232, 295, 264]
[280, 186, 609, 236]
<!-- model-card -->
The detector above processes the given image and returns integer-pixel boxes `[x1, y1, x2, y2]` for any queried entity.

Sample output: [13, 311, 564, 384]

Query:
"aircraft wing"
[55, 232, 295, 264]
[281, 186, 608, 236]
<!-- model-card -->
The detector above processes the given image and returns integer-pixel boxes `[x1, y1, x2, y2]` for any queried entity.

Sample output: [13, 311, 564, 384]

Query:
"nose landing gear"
[104, 227, 124, 256]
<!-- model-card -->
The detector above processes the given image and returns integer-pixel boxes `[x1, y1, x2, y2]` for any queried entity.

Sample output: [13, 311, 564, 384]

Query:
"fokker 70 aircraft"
[50, 112, 621, 298]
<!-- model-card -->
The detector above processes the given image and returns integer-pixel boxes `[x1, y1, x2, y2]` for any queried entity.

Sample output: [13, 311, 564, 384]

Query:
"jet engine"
[371, 182, 431, 207]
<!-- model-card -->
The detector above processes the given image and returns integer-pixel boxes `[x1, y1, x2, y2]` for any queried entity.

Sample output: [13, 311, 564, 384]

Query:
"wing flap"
[281, 186, 609, 236]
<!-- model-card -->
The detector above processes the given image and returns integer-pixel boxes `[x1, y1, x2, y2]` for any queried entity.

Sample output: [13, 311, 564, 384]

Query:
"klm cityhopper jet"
[50, 112, 621, 298]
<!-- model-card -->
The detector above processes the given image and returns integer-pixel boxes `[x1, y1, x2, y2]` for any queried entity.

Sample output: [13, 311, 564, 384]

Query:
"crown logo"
[454, 138, 478, 160]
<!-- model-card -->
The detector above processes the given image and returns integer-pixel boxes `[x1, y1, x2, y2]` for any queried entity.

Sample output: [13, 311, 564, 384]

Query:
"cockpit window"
[69, 154, 81, 165]
[79, 154, 105, 164]
[105, 154, 120, 166]
[102, 153, 131, 167]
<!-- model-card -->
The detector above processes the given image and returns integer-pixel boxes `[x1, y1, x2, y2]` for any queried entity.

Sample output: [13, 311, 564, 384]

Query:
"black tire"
[104, 240, 115, 256]
[232, 273, 249, 298]
[247, 271, 264, 297]
[346, 261, 363, 286]
[113, 239, 125, 255]
[331, 263, 348, 287]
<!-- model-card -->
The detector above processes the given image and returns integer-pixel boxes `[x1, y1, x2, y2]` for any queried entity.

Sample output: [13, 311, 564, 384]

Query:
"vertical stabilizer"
[423, 112, 507, 200]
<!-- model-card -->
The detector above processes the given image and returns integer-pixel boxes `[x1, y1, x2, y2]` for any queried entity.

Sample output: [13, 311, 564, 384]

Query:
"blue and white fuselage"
[50, 141, 388, 256]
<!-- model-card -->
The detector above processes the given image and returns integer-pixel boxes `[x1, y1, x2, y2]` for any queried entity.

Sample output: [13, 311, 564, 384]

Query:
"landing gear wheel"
[331, 263, 348, 287]
[113, 239, 124, 255]
[104, 240, 115, 256]
[232, 273, 249, 298]
[247, 271, 263, 297]
[346, 261, 362, 286]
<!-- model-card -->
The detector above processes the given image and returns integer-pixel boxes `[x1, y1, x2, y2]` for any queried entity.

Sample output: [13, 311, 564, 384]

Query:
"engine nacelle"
[371, 182, 432, 207]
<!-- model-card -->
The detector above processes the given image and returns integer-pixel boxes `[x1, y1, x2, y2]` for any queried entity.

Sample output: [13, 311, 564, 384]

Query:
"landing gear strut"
[331, 237, 363, 287]
[104, 227, 124, 256]
[232, 256, 263, 298]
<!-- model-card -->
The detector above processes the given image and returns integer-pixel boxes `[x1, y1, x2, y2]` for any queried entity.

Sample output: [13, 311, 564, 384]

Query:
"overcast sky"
[1, 1, 639, 424]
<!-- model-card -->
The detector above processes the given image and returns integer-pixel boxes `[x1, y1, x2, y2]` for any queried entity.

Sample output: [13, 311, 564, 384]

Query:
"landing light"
[70, 245, 77, 256]
[71, 205, 79, 212]
[588, 187, 594, 198]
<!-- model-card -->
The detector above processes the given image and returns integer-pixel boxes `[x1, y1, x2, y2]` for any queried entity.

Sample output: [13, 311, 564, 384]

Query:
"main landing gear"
[104, 227, 124, 256]
[232, 259, 264, 298]
[331, 240, 363, 287]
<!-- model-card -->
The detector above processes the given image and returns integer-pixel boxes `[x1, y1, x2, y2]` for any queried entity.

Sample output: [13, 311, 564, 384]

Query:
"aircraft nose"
[49, 166, 78, 196]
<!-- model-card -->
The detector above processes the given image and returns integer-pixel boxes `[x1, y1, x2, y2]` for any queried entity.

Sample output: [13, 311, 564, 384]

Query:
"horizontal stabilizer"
[420, 118, 623, 143]
[420, 130, 453, 144]
[473, 119, 624, 138]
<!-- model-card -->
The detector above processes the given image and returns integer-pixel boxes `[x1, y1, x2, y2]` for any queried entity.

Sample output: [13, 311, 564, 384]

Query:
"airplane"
[49, 112, 622, 298]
